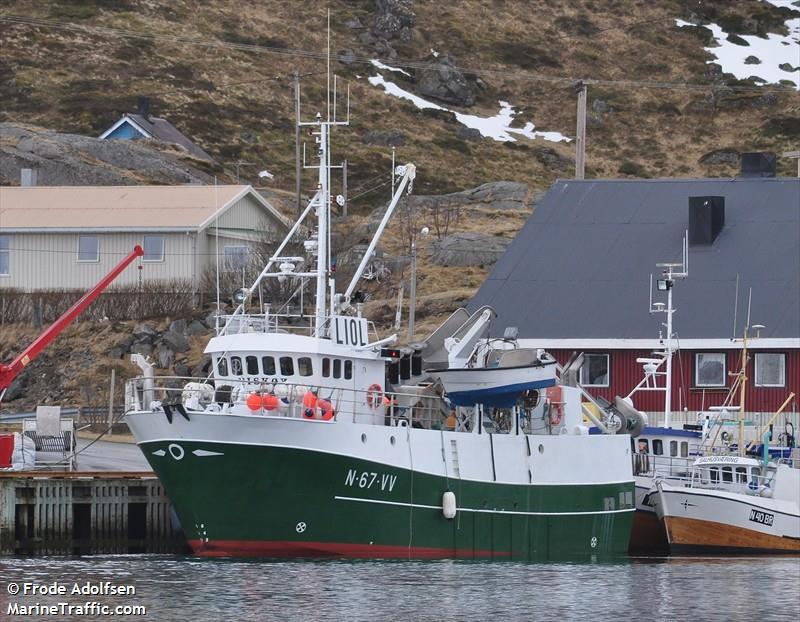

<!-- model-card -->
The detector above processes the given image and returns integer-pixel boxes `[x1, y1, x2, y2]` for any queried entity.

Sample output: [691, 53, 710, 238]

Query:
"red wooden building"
[470, 172, 799, 415]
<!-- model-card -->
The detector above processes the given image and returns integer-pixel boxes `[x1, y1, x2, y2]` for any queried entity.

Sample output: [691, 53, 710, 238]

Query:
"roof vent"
[740, 152, 776, 178]
[689, 196, 725, 246]
[137, 96, 151, 121]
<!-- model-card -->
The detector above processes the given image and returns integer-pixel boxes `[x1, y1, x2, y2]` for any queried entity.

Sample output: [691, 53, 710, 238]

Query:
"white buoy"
[442, 491, 457, 519]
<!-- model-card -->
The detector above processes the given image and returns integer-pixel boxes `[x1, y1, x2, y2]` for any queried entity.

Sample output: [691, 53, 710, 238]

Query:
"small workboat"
[652, 454, 800, 554]
[426, 307, 557, 407]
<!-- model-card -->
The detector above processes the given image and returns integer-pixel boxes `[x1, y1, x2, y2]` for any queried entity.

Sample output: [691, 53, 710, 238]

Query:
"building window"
[143, 235, 164, 262]
[224, 245, 250, 272]
[0, 235, 8, 276]
[695, 353, 726, 387]
[580, 353, 609, 387]
[77, 235, 99, 262]
[754, 353, 785, 387]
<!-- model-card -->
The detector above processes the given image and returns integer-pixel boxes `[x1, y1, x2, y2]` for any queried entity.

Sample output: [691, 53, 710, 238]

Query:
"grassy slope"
[0, 0, 798, 406]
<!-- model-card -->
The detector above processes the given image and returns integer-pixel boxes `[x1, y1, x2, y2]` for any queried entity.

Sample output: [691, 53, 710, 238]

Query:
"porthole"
[361, 433, 367, 443]
[538, 444, 544, 454]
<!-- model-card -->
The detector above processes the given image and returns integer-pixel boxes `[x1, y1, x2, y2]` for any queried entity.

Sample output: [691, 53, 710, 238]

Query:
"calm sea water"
[1, 556, 799, 621]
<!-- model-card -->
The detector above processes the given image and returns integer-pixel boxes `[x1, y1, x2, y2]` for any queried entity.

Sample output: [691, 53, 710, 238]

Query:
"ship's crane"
[0, 245, 145, 400]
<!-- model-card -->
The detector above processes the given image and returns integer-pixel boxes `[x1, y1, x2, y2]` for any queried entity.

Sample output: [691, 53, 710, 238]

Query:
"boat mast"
[653, 234, 688, 429]
[314, 118, 330, 336]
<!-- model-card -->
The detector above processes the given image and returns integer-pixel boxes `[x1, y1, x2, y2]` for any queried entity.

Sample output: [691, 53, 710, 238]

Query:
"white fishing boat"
[123, 76, 639, 560]
[652, 454, 800, 554]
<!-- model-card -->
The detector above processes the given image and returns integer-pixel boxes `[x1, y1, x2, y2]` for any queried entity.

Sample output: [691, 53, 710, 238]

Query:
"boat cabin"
[689, 456, 775, 495]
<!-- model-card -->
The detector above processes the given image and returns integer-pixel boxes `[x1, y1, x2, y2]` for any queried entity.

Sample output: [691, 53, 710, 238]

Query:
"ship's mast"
[313, 118, 330, 336]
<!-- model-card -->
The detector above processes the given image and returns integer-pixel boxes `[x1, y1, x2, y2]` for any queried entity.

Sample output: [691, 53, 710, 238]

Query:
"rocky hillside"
[1, 0, 798, 199]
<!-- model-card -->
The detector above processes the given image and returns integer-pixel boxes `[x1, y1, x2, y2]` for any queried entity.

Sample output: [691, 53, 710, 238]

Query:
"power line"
[2, 14, 797, 95]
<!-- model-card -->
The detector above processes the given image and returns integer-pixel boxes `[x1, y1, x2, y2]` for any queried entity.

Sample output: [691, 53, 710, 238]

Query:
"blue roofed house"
[99, 97, 213, 162]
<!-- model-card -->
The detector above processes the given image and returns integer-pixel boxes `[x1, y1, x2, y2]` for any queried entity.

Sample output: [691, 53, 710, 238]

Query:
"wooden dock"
[0, 471, 188, 555]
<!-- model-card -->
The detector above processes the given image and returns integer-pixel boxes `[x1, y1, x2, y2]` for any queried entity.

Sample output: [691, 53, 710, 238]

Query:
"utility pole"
[294, 70, 302, 216]
[575, 81, 587, 180]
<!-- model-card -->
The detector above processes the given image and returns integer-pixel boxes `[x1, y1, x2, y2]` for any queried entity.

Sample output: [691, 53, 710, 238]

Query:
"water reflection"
[0, 556, 798, 621]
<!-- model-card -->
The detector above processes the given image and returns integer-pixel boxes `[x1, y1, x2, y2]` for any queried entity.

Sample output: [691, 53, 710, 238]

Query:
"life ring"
[721, 431, 732, 443]
[545, 386, 563, 426]
[318, 399, 335, 421]
[366, 383, 383, 409]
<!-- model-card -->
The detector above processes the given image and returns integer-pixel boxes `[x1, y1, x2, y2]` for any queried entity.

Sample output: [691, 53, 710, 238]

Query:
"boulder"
[699, 148, 739, 165]
[430, 233, 511, 267]
[338, 49, 357, 66]
[345, 17, 363, 29]
[362, 129, 406, 147]
[455, 127, 482, 142]
[417, 56, 475, 107]
[133, 322, 157, 339]
[186, 320, 208, 336]
[371, 0, 416, 42]
[395, 181, 533, 220]
[161, 330, 189, 353]
[169, 319, 187, 335]
[174, 363, 191, 378]
[0, 122, 216, 187]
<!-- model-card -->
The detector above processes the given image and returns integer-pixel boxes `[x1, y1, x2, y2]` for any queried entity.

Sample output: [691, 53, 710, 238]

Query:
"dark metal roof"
[127, 114, 213, 161]
[469, 178, 800, 340]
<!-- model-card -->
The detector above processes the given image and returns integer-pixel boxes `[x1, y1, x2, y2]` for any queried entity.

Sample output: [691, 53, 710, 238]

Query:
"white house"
[0, 185, 290, 291]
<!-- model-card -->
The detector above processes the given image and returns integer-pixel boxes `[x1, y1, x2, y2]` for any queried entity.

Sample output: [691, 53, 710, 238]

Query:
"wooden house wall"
[548, 348, 799, 414]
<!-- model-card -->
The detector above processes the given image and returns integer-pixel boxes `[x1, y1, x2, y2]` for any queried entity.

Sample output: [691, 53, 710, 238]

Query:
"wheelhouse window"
[680, 442, 689, 458]
[322, 358, 330, 378]
[298, 357, 313, 377]
[754, 353, 785, 387]
[217, 357, 228, 376]
[670, 440, 678, 457]
[230, 356, 243, 376]
[224, 245, 250, 272]
[0, 235, 8, 276]
[652, 439, 663, 456]
[580, 353, 609, 387]
[246, 356, 259, 375]
[333, 359, 341, 379]
[262, 356, 276, 375]
[280, 356, 294, 376]
[344, 360, 353, 380]
[143, 235, 165, 262]
[77, 235, 99, 262]
[695, 353, 726, 387]
[721, 466, 733, 483]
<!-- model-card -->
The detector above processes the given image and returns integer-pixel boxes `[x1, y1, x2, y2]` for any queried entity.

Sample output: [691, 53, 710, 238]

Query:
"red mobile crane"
[0, 245, 145, 399]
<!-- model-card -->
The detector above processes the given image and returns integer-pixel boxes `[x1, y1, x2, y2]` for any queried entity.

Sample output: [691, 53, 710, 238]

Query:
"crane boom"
[0, 245, 145, 393]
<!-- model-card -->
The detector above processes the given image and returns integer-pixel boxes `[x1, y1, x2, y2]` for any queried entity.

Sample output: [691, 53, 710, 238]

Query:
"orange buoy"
[318, 399, 334, 421]
[246, 393, 263, 411]
[262, 393, 279, 411]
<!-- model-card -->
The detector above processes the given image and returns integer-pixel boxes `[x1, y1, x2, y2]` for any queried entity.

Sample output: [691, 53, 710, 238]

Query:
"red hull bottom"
[189, 539, 512, 559]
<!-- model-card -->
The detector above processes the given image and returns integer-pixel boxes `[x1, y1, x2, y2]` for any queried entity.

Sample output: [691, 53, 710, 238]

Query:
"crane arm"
[0, 245, 144, 392]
